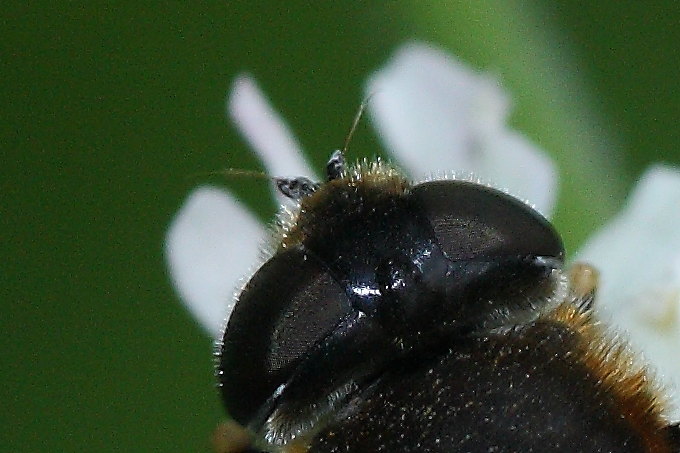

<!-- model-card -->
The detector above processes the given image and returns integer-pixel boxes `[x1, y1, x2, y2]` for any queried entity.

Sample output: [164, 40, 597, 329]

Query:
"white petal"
[165, 186, 267, 336]
[366, 42, 557, 216]
[577, 165, 680, 419]
[227, 74, 317, 182]
[480, 131, 557, 216]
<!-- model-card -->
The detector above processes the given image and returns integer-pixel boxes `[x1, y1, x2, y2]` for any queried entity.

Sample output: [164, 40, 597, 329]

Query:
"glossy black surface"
[220, 248, 351, 425]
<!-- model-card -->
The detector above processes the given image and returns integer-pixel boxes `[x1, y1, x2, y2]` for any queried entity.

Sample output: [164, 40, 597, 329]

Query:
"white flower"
[577, 165, 680, 417]
[165, 42, 680, 419]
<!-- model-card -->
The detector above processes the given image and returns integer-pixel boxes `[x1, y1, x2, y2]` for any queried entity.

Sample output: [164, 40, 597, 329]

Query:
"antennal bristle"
[218, 168, 271, 181]
[186, 168, 272, 182]
[342, 93, 376, 155]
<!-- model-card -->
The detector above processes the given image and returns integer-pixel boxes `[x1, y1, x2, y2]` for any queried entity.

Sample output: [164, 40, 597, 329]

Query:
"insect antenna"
[341, 94, 373, 155]
[196, 168, 319, 201]
[327, 94, 376, 181]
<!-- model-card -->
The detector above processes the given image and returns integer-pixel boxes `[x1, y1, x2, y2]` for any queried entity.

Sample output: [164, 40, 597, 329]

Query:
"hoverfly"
[215, 148, 680, 452]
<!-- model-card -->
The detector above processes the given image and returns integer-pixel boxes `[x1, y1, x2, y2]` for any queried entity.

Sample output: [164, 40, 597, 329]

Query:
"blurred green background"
[3, 2, 679, 451]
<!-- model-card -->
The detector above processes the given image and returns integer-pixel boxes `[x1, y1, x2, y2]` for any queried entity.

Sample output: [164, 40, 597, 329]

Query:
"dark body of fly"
[217, 153, 680, 452]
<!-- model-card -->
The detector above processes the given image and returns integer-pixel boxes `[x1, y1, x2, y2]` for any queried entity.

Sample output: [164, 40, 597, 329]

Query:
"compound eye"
[218, 248, 351, 426]
[411, 180, 563, 262]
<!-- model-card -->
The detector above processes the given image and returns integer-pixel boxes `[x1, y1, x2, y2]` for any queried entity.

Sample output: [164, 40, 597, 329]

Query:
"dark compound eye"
[391, 180, 567, 336]
[218, 248, 352, 426]
[410, 180, 564, 262]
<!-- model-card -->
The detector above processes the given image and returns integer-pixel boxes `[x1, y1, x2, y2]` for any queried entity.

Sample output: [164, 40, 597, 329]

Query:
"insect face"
[216, 153, 679, 452]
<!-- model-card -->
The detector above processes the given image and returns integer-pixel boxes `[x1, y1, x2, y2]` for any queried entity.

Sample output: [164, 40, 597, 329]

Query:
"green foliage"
[2, 2, 678, 451]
